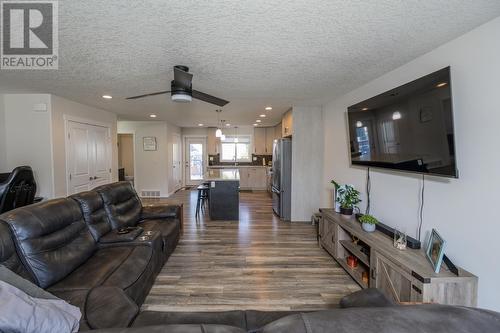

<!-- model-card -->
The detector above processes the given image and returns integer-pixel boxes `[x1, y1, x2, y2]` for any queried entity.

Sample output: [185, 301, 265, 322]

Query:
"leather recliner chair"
[0, 166, 37, 214]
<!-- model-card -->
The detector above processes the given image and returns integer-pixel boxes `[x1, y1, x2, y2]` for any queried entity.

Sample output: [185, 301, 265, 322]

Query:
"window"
[220, 136, 252, 162]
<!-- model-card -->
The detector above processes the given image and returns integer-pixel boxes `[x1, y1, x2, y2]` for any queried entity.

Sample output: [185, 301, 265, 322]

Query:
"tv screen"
[347, 67, 457, 178]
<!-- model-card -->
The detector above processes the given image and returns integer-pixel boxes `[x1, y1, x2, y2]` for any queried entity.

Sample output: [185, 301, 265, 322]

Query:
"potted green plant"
[336, 184, 361, 216]
[359, 214, 379, 232]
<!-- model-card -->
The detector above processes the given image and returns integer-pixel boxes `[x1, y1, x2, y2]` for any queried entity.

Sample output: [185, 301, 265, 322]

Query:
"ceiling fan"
[126, 65, 229, 107]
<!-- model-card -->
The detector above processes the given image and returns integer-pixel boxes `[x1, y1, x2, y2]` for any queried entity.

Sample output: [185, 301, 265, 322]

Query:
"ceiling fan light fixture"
[171, 93, 192, 103]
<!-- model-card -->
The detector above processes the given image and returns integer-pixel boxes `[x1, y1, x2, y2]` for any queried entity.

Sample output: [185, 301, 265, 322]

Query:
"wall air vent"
[140, 190, 161, 198]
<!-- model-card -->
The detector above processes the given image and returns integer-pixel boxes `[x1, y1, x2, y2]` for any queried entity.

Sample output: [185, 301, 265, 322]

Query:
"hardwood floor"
[142, 190, 359, 312]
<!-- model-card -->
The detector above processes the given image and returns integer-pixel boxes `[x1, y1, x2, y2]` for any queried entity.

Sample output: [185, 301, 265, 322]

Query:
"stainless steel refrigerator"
[272, 138, 292, 220]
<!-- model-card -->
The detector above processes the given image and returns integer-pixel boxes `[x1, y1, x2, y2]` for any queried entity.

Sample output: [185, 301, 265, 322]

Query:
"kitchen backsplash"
[208, 154, 272, 166]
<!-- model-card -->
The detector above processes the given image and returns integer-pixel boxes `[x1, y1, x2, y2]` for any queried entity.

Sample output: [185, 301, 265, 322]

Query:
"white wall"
[3, 94, 54, 198]
[51, 95, 118, 197]
[291, 106, 323, 222]
[0, 94, 7, 172]
[322, 17, 500, 311]
[118, 121, 170, 197]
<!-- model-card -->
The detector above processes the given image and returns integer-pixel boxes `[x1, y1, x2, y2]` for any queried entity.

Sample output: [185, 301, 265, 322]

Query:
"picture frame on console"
[426, 229, 446, 273]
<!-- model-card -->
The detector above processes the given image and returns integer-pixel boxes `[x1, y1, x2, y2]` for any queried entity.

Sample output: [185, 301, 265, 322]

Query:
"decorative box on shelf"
[319, 208, 478, 307]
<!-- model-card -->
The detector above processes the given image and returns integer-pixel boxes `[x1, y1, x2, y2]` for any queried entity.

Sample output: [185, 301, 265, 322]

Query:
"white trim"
[183, 136, 207, 187]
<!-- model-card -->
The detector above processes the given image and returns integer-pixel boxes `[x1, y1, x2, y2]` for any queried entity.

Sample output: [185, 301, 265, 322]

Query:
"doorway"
[118, 134, 135, 186]
[172, 133, 182, 192]
[184, 137, 207, 186]
[66, 120, 112, 195]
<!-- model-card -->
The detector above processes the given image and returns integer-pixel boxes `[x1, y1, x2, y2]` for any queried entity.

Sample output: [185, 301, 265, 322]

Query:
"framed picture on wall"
[426, 229, 446, 273]
[143, 137, 157, 151]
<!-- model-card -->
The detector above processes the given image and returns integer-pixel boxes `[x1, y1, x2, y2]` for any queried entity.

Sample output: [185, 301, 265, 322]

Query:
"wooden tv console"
[319, 209, 478, 306]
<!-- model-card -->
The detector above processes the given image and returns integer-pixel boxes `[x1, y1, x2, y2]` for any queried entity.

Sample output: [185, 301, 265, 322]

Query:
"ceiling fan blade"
[173, 66, 193, 89]
[192, 90, 229, 107]
[126, 91, 171, 100]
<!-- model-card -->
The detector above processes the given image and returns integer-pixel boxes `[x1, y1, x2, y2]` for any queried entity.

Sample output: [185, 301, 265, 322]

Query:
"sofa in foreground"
[0, 181, 182, 330]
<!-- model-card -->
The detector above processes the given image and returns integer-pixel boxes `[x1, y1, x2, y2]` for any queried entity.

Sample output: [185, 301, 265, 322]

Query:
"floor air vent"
[141, 190, 161, 198]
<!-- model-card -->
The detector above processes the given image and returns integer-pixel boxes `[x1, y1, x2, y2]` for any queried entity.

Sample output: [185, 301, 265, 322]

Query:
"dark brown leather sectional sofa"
[1, 181, 500, 332]
[0, 181, 182, 330]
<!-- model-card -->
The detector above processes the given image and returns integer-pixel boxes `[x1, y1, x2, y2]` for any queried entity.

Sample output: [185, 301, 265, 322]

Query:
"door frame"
[117, 132, 137, 188]
[64, 115, 113, 196]
[183, 135, 207, 187]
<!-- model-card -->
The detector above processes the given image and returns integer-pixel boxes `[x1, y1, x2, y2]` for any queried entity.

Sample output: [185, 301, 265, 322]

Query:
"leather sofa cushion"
[52, 287, 139, 331]
[91, 324, 246, 333]
[132, 310, 301, 331]
[245, 310, 303, 331]
[1, 199, 97, 288]
[132, 311, 246, 329]
[71, 191, 112, 242]
[260, 305, 500, 333]
[96, 182, 143, 229]
[48, 245, 152, 292]
[0, 220, 33, 281]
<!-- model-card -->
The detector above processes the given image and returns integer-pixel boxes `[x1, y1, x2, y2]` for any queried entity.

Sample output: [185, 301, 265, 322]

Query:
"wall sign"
[143, 137, 157, 151]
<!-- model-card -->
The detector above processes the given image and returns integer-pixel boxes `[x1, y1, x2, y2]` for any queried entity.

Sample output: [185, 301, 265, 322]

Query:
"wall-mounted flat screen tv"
[347, 67, 458, 178]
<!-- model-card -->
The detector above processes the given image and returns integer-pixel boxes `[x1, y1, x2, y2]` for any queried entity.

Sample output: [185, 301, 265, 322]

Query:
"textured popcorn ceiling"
[1, 1, 500, 126]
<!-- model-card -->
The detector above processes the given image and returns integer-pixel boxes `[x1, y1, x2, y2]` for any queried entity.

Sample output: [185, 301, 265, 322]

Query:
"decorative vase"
[362, 223, 376, 232]
[333, 189, 341, 213]
[340, 207, 353, 216]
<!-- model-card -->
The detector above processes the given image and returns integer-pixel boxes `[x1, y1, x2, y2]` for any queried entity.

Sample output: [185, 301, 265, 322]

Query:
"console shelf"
[319, 209, 478, 307]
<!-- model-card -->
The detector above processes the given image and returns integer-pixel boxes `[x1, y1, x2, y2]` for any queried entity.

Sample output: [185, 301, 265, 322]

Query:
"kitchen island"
[205, 168, 240, 220]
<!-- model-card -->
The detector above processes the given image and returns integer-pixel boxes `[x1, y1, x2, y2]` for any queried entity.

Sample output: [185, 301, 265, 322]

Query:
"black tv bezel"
[347, 66, 459, 179]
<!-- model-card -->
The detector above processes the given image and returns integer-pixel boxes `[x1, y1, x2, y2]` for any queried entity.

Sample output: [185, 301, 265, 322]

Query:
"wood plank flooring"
[142, 190, 359, 312]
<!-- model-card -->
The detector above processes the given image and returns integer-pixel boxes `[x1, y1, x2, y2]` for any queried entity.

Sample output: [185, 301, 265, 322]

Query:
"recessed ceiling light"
[102, 95, 112, 99]
[436, 82, 447, 88]
[256, 119, 262, 123]
[259, 114, 266, 118]
[265, 106, 272, 111]
[149, 114, 157, 118]
[253, 123, 259, 126]
[198, 123, 204, 127]
[361, 107, 369, 111]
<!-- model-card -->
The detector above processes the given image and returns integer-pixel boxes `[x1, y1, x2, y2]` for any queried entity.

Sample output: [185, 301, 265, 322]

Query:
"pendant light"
[215, 109, 222, 137]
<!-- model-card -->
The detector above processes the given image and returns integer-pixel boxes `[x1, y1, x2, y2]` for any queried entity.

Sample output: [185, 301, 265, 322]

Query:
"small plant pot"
[340, 207, 353, 216]
[362, 223, 376, 233]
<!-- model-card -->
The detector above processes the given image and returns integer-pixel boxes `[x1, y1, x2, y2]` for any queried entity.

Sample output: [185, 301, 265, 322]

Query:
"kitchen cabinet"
[207, 128, 220, 155]
[253, 127, 267, 154]
[275, 123, 282, 139]
[238, 167, 267, 190]
[282, 109, 293, 137]
[265, 127, 275, 154]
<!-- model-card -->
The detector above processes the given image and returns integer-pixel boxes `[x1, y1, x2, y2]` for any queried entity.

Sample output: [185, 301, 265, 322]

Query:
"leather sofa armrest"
[99, 227, 144, 245]
[86, 286, 139, 329]
[339, 288, 395, 308]
[141, 204, 181, 220]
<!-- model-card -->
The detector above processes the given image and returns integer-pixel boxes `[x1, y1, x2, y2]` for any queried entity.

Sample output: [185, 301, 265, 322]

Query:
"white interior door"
[172, 133, 182, 191]
[184, 137, 206, 186]
[67, 121, 111, 195]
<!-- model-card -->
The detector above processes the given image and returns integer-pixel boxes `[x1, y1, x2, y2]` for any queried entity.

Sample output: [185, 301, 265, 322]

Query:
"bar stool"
[195, 184, 210, 217]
